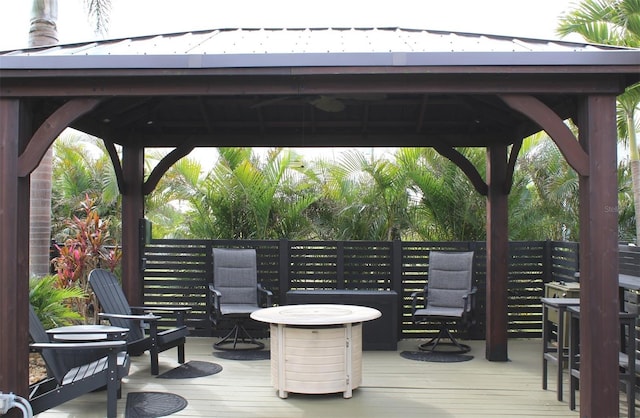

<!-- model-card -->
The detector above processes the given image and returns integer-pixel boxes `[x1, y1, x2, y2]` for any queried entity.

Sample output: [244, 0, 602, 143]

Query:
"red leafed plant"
[52, 195, 122, 323]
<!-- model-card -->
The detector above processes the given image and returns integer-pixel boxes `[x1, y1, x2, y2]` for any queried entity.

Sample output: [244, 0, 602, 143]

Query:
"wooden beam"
[0, 98, 29, 399]
[577, 95, 620, 417]
[121, 146, 145, 305]
[17, 98, 102, 177]
[0, 72, 630, 97]
[111, 131, 513, 149]
[499, 94, 589, 176]
[485, 144, 509, 361]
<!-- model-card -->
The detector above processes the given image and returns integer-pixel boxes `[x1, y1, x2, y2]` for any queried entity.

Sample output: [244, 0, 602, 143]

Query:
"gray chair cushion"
[213, 248, 259, 305]
[427, 251, 474, 311]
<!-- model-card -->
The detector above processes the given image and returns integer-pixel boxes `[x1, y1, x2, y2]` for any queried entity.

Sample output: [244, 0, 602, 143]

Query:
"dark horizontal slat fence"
[143, 239, 583, 339]
[620, 244, 640, 277]
[619, 244, 640, 363]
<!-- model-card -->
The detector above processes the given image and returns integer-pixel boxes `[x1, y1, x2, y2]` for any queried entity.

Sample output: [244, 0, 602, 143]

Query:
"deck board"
[34, 338, 635, 417]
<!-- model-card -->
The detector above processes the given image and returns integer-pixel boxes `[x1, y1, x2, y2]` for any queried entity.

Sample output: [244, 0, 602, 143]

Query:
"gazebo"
[1, 27, 638, 417]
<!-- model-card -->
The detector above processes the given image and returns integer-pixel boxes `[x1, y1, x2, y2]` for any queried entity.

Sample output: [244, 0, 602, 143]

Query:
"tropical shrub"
[29, 275, 85, 328]
[51, 195, 122, 323]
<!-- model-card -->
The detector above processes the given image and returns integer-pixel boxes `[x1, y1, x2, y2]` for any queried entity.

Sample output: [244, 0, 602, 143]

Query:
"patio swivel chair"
[209, 248, 273, 350]
[28, 305, 130, 418]
[88, 268, 191, 375]
[411, 250, 477, 353]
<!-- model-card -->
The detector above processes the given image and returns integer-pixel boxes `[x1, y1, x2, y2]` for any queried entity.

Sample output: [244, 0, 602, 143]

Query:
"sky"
[0, 0, 584, 163]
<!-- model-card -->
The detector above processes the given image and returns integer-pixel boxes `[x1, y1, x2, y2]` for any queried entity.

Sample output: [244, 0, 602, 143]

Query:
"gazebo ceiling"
[66, 92, 574, 148]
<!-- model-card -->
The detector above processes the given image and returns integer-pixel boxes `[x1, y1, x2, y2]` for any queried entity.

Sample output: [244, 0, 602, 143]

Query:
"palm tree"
[557, 0, 640, 243]
[318, 150, 412, 240]
[178, 148, 317, 240]
[28, 0, 112, 277]
[514, 133, 580, 240]
[398, 147, 487, 241]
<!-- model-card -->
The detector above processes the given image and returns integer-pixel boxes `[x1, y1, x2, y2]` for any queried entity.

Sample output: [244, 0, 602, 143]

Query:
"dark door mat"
[156, 360, 223, 379]
[400, 351, 474, 363]
[213, 350, 270, 360]
[126, 392, 187, 418]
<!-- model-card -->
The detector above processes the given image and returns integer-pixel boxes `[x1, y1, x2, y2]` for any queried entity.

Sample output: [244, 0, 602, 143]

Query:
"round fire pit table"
[251, 304, 381, 399]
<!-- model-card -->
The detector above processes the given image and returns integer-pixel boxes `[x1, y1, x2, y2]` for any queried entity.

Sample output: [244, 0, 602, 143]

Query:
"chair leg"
[214, 320, 265, 351]
[418, 324, 470, 354]
[106, 351, 118, 418]
[150, 348, 159, 375]
[178, 344, 185, 364]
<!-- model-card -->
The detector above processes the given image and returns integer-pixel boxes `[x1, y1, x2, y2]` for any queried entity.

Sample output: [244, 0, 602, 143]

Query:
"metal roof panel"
[0, 27, 637, 70]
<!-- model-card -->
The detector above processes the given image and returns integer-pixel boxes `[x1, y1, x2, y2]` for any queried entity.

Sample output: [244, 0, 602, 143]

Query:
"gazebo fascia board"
[1, 27, 638, 417]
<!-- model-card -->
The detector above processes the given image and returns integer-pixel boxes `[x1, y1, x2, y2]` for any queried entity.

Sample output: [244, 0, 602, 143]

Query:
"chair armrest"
[257, 283, 273, 307]
[462, 286, 478, 312]
[131, 306, 191, 313]
[208, 284, 222, 320]
[208, 283, 221, 298]
[131, 306, 191, 327]
[460, 286, 478, 319]
[99, 312, 160, 322]
[31, 340, 127, 351]
[410, 285, 428, 314]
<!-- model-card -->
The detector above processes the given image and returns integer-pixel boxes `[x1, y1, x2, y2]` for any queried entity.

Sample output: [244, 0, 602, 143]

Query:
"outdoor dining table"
[251, 304, 381, 399]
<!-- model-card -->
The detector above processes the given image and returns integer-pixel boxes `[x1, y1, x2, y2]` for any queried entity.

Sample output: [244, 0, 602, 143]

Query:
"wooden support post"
[121, 146, 145, 305]
[485, 145, 509, 361]
[577, 95, 620, 417]
[0, 99, 30, 401]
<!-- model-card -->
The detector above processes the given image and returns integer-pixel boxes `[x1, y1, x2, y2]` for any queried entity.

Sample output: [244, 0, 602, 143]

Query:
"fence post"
[337, 241, 345, 289]
[279, 238, 289, 304]
[392, 239, 403, 342]
[543, 239, 551, 284]
[391, 240, 402, 293]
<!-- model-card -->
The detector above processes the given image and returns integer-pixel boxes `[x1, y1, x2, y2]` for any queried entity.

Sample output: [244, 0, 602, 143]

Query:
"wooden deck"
[34, 338, 631, 417]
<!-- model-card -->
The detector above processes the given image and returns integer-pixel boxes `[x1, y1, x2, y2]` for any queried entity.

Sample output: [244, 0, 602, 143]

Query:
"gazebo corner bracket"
[142, 139, 196, 195]
[499, 94, 589, 177]
[17, 98, 103, 177]
[432, 140, 488, 196]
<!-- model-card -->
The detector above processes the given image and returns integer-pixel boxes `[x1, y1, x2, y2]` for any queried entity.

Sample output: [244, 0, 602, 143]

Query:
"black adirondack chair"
[28, 305, 130, 418]
[88, 268, 190, 375]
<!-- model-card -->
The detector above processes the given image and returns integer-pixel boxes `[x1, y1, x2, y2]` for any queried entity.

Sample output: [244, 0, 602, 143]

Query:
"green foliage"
[558, 0, 640, 244]
[29, 275, 85, 329]
[176, 148, 318, 239]
[398, 147, 486, 241]
[52, 133, 121, 242]
[53, 136, 632, 244]
[316, 150, 412, 240]
[51, 195, 122, 323]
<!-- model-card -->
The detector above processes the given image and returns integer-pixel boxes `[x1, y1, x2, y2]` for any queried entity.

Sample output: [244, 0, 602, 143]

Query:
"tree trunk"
[28, 0, 58, 277]
[631, 159, 640, 244]
[626, 112, 639, 245]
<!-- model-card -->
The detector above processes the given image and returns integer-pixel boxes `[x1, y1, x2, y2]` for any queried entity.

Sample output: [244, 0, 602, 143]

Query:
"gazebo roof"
[1, 27, 638, 150]
[1, 27, 633, 67]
